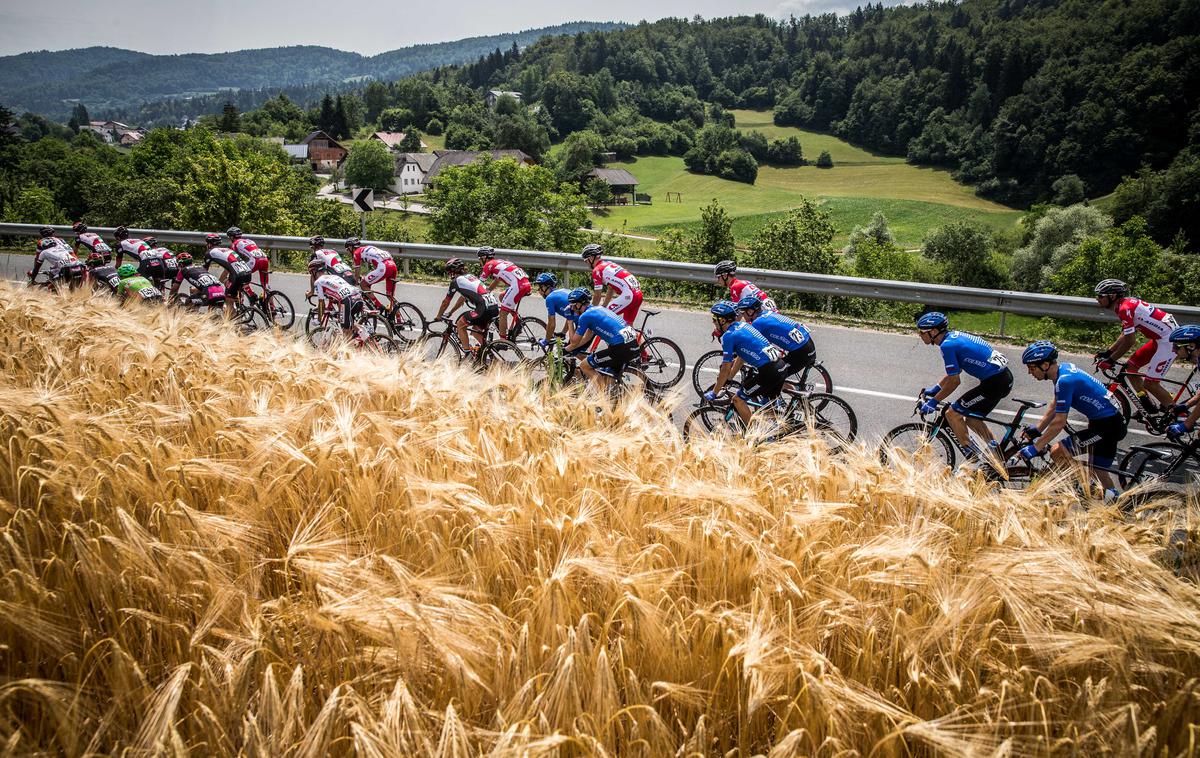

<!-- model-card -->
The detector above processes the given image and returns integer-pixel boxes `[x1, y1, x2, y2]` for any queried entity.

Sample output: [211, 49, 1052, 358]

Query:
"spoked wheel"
[233, 303, 271, 334]
[879, 422, 957, 469]
[511, 316, 548, 361]
[692, 349, 724, 396]
[682, 403, 743, 441]
[609, 365, 654, 402]
[388, 301, 427, 347]
[359, 333, 401, 356]
[265, 290, 296, 329]
[638, 337, 686, 391]
[788, 392, 857, 450]
[308, 322, 341, 350]
[795, 363, 834, 410]
[477, 339, 524, 371]
[356, 312, 396, 342]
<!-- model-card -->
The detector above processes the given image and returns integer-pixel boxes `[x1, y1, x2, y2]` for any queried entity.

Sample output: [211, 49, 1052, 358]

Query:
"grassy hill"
[589, 110, 1023, 248]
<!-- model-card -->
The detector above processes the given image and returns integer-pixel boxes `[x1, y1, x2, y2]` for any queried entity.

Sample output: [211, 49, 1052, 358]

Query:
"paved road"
[3, 251, 1193, 447]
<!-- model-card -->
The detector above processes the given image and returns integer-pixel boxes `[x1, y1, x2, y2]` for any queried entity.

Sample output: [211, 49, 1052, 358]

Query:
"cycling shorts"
[363, 259, 397, 286]
[462, 305, 499, 327]
[738, 359, 788, 402]
[587, 341, 638, 376]
[334, 297, 363, 330]
[782, 341, 817, 377]
[951, 367, 1014, 417]
[607, 289, 643, 325]
[1062, 413, 1127, 469]
[54, 263, 86, 282]
[500, 280, 532, 314]
[1127, 338, 1176, 381]
[137, 258, 166, 281]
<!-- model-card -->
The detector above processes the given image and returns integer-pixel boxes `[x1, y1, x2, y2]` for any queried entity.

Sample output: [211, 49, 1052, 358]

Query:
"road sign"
[352, 188, 374, 212]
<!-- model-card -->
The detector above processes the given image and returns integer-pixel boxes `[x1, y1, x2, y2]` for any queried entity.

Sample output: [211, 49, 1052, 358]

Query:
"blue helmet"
[534, 272, 557, 287]
[916, 312, 948, 330]
[566, 287, 591, 305]
[1169, 325, 1200, 345]
[1022, 340, 1059, 365]
[736, 295, 763, 312]
[710, 300, 737, 319]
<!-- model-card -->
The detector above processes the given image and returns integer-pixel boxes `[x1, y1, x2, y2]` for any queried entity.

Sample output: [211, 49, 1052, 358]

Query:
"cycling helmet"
[344, 236, 360, 249]
[1094, 279, 1127, 297]
[710, 300, 738, 320]
[566, 287, 591, 305]
[38, 226, 54, 237]
[534, 272, 557, 287]
[226, 226, 243, 238]
[309, 235, 325, 249]
[116, 264, 138, 279]
[85, 252, 105, 267]
[715, 260, 737, 276]
[476, 245, 495, 260]
[36, 237, 58, 251]
[1169, 325, 1200, 345]
[204, 233, 221, 246]
[581, 243, 603, 259]
[143, 236, 157, 247]
[916, 311, 948, 330]
[1021, 340, 1059, 365]
[307, 256, 326, 273]
[175, 251, 193, 266]
[736, 295, 763, 312]
[72, 221, 87, 234]
[445, 258, 466, 274]
[113, 225, 129, 241]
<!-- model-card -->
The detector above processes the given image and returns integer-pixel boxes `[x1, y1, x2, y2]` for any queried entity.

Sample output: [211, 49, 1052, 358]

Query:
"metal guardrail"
[5, 222, 1199, 325]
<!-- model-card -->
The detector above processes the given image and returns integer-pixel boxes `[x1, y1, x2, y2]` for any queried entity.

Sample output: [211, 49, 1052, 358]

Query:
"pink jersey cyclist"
[347, 238, 397, 298]
[226, 227, 270, 288]
[1115, 296, 1178, 380]
[480, 257, 531, 313]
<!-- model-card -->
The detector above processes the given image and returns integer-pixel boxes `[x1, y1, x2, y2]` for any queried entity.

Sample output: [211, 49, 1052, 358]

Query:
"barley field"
[1, 283, 1199, 756]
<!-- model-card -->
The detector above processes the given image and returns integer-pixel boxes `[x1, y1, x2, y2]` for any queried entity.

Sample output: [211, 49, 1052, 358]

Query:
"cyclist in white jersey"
[1094, 278, 1178, 412]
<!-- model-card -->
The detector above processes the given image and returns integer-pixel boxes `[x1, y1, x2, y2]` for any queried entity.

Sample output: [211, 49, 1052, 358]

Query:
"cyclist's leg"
[1126, 340, 1158, 405]
[498, 286, 521, 338]
[1140, 339, 1177, 407]
[781, 341, 816, 391]
[949, 369, 1013, 449]
[384, 259, 397, 299]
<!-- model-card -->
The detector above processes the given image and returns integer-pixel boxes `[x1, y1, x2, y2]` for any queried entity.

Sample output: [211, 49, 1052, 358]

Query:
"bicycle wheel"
[692, 349, 724, 396]
[1112, 386, 1134, 424]
[361, 333, 401, 356]
[1130, 443, 1200, 489]
[389, 301, 427, 347]
[477, 339, 524, 371]
[233, 303, 270, 334]
[610, 365, 654, 402]
[265, 290, 296, 330]
[511, 316, 548, 361]
[357, 312, 395, 341]
[638, 336, 686, 391]
[791, 392, 857, 449]
[1117, 443, 1178, 488]
[682, 404, 743, 440]
[879, 422, 957, 469]
[308, 322, 340, 350]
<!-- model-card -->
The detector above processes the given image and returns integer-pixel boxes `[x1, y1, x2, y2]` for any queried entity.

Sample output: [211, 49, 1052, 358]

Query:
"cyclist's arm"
[28, 256, 42, 281]
[1184, 402, 1200, 431]
[1104, 332, 1136, 360]
[929, 373, 960, 400]
[1033, 412, 1069, 454]
[599, 288, 615, 308]
[545, 315, 556, 341]
[713, 358, 743, 395]
[565, 329, 592, 352]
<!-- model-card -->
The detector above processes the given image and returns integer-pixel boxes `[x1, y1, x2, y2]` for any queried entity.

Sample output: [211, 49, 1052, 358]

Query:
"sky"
[0, 0, 903, 57]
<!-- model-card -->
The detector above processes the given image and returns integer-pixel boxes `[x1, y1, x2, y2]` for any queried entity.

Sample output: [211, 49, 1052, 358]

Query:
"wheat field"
[1, 283, 1199, 756]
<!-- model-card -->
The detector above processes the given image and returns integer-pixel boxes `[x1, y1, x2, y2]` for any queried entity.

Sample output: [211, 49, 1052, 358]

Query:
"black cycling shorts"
[951, 367, 1014, 417]
[738, 359, 788, 402]
[137, 259, 166, 281]
[783, 341, 817, 377]
[224, 270, 251, 296]
[1064, 413, 1127, 469]
[463, 305, 499, 327]
[587, 341, 638, 376]
[339, 297, 364, 330]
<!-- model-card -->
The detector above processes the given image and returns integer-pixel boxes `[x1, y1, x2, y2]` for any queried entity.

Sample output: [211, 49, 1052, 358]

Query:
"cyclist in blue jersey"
[916, 312, 1014, 457]
[1020, 340, 1127, 499]
[1166, 325, 1200, 441]
[736, 296, 816, 379]
[563, 287, 639, 390]
[708, 300, 789, 425]
[534, 272, 578, 347]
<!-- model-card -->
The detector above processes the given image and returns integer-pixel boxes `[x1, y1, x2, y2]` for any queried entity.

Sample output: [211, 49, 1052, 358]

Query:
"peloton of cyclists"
[432, 257, 499, 357]
[1094, 278, 1178, 413]
[707, 300, 790, 425]
[478, 246, 531, 339]
[715, 260, 777, 311]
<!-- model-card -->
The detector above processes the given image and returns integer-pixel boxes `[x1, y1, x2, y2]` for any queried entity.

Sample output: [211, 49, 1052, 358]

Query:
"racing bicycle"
[683, 381, 857, 449]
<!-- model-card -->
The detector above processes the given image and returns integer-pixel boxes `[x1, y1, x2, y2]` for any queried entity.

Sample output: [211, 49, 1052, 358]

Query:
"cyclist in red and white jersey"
[226, 227, 271, 289]
[432, 258, 499, 355]
[306, 236, 357, 286]
[477, 246, 530, 338]
[714, 259, 778, 311]
[28, 228, 85, 288]
[202, 233, 251, 316]
[71, 222, 113, 262]
[307, 258, 365, 339]
[346, 236, 396, 303]
[1094, 278, 1179, 411]
[112, 226, 152, 267]
[582, 243, 642, 326]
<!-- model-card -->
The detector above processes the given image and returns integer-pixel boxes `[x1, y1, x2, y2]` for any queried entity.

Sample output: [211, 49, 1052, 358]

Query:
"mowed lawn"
[589, 110, 1022, 247]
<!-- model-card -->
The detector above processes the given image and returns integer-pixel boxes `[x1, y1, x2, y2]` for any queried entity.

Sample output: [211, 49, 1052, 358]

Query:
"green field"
[589, 110, 1023, 247]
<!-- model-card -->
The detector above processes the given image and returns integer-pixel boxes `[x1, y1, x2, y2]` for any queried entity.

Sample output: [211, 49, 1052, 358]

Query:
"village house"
[392, 152, 437, 195]
[422, 149, 535, 189]
[282, 130, 349, 172]
[370, 131, 428, 151]
[83, 120, 146, 145]
[485, 90, 523, 108]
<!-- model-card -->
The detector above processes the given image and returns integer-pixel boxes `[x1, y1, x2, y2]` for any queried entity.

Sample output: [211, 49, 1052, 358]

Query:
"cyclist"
[71, 222, 112, 262]
[432, 258, 499, 357]
[708, 300, 789, 425]
[1020, 340, 1126, 500]
[535, 272, 578, 347]
[226, 227, 270, 290]
[308, 257, 365, 340]
[115, 263, 163, 303]
[736, 295, 815, 382]
[308, 236, 357, 285]
[346, 237, 397, 305]
[915, 312, 1013, 458]
[715, 260, 777, 311]
[1094, 279, 1178, 413]
[562, 287, 639, 391]
[202, 233, 251, 316]
[169, 251, 226, 312]
[112, 225, 151, 267]
[478, 246, 531, 339]
[29, 229, 85, 288]
[1166, 325, 1200, 440]
[84, 251, 121, 294]
[141, 236, 180, 286]
[582, 243, 643, 326]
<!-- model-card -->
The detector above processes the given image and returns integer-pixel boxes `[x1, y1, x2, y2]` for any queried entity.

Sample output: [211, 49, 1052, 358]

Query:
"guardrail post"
[998, 310, 1007, 337]
[560, 269, 569, 288]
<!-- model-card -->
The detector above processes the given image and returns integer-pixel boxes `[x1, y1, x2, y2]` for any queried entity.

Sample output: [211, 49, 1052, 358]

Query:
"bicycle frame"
[915, 399, 1044, 459]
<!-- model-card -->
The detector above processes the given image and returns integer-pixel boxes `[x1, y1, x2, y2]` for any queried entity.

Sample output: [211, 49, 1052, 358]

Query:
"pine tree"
[317, 94, 337, 135]
[218, 101, 241, 133]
